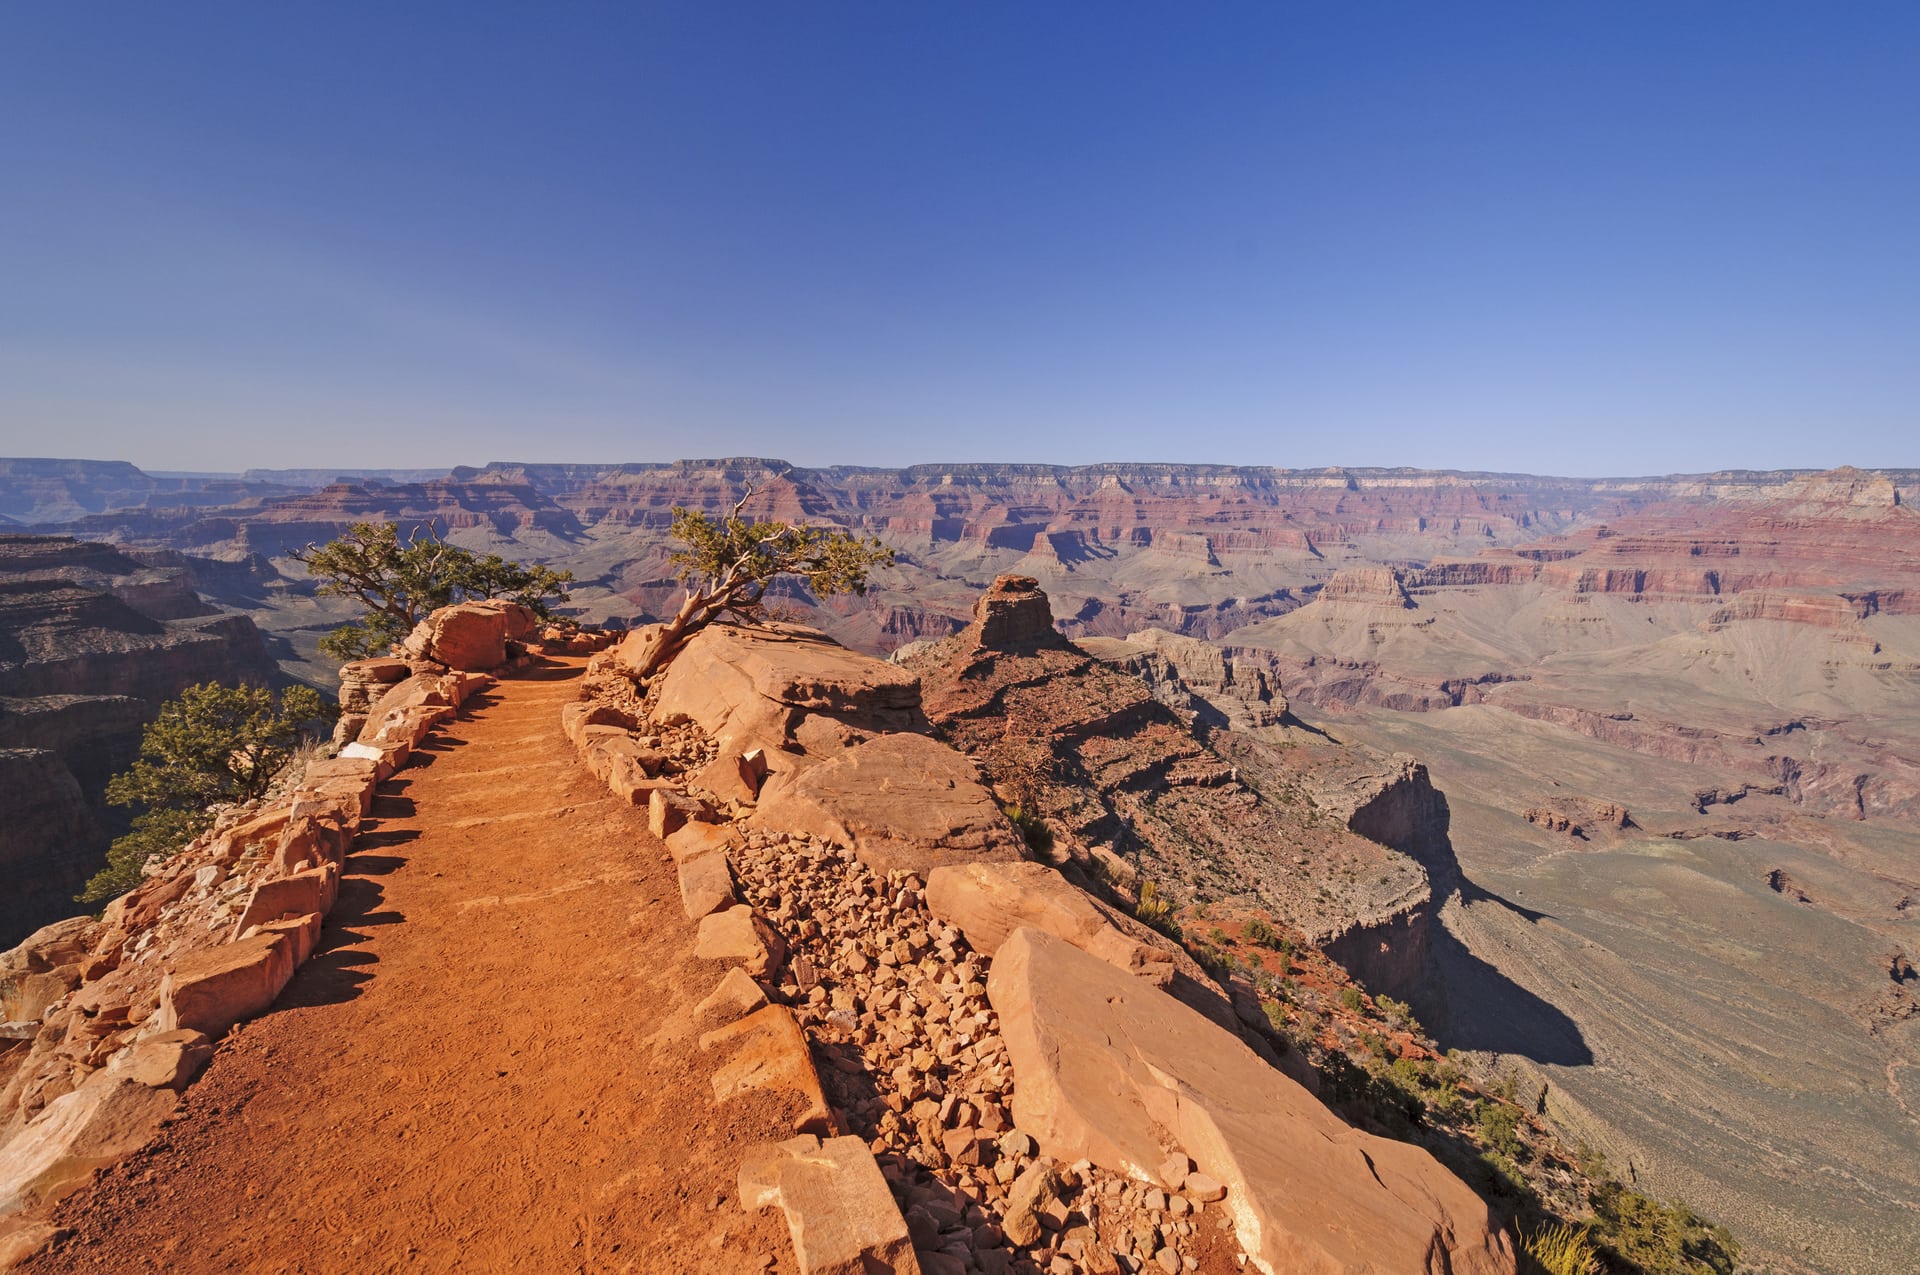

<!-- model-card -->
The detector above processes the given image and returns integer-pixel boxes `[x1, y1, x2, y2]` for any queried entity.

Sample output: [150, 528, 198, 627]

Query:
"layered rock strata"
[0, 535, 280, 947]
[897, 576, 1434, 997]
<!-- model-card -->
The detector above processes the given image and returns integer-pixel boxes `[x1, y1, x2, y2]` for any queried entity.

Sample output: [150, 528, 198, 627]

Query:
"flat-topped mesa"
[1316, 566, 1414, 608]
[968, 574, 1068, 651]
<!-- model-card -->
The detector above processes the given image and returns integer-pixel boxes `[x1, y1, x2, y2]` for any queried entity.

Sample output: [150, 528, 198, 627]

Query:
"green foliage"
[1339, 985, 1365, 1012]
[1133, 879, 1182, 940]
[79, 682, 332, 903]
[1588, 1181, 1739, 1275]
[78, 807, 213, 905]
[1002, 805, 1054, 855]
[667, 505, 892, 617]
[1475, 1099, 1525, 1160]
[1521, 1221, 1602, 1275]
[1374, 994, 1420, 1033]
[1191, 942, 1234, 980]
[1242, 916, 1282, 949]
[291, 521, 573, 662]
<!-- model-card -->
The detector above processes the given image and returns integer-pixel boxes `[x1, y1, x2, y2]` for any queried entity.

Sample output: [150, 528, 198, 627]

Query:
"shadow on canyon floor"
[1418, 881, 1594, 1067]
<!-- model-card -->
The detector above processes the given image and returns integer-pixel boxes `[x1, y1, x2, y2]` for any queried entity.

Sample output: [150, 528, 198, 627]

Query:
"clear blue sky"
[1, 3, 1915, 475]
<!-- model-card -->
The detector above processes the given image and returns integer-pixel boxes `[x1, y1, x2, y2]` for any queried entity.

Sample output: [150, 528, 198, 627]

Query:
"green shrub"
[1475, 1100, 1525, 1160]
[1374, 994, 1420, 1033]
[1243, 916, 1279, 948]
[1339, 985, 1365, 1012]
[1002, 805, 1054, 854]
[1589, 1181, 1738, 1275]
[80, 682, 332, 902]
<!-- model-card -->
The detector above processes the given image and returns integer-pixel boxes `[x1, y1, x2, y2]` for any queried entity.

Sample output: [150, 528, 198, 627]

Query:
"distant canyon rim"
[2, 455, 1916, 1273]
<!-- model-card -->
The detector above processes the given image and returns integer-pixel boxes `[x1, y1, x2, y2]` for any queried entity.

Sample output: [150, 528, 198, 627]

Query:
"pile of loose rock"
[567, 614, 1520, 1275]
[729, 830, 1240, 1275]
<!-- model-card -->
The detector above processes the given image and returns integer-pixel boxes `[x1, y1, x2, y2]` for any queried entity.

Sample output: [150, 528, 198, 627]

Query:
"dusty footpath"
[27, 658, 791, 1273]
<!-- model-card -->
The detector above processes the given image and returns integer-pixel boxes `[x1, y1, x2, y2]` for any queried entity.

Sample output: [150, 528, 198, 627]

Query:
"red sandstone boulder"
[401, 600, 537, 671]
[751, 734, 1024, 875]
[924, 861, 1174, 989]
[739, 1133, 922, 1275]
[231, 863, 339, 939]
[650, 622, 923, 759]
[0, 1072, 179, 1215]
[700, 1005, 832, 1136]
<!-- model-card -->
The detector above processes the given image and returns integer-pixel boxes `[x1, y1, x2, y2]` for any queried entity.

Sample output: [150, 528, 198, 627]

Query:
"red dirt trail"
[28, 659, 796, 1274]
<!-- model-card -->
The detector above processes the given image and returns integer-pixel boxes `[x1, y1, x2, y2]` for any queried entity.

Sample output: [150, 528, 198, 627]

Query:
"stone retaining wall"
[0, 599, 577, 1266]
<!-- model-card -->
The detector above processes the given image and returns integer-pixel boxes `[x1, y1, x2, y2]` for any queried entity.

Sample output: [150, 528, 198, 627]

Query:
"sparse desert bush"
[1522, 1221, 1601, 1275]
[1002, 805, 1053, 854]
[1588, 1180, 1739, 1275]
[1340, 985, 1365, 1012]
[1475, 1099, 1525, 1160]
[1242, 915, 1279, 947]
[1374, 994, 1420, 1033]
[1133, 879, 1182, 939]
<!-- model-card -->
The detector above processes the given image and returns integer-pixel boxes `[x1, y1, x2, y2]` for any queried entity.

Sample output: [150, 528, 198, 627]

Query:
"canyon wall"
[0, 536, 281, 947]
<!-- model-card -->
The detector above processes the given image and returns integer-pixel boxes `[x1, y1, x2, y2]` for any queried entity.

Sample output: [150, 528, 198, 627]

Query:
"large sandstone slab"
[652, 623, 924, 758]
[156, 932, 296, 1040]
[987, 927, 1515, 1275]
[751, 734, 1024, 875]
[0, 1074, 178, 1216]
[695, 906, 786, 978]
[700, 1005, 831, 1136]
[677, 850, 738, 921]
[925, 861, 1174, 986]
[232, 863, 339, 939]
[924, 861, 1245, 1035]
[739, 1133, 922, 1275]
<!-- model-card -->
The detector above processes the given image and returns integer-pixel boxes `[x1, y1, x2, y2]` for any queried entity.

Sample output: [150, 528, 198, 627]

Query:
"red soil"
[28, 659, 794, 1274]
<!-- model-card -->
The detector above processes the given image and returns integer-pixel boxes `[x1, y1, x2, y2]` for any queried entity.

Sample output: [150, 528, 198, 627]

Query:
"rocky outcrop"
[642, 621, 926, 766]
[753, 734, 1024, 875]
[898, 589, 1435, 993]
[990, 927, 1515, 1275]
[1076, 627, 1287, 732]
[968, 576, 1065, 651]
[1317, 566, 1414, 608]
[558, 592, 1514, 1275]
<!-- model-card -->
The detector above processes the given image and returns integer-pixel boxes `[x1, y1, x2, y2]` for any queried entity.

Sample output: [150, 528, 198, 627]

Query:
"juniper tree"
[290, 521, 573, 661]
[79, 682, 332, 902]
[623, 485, 893, 681]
